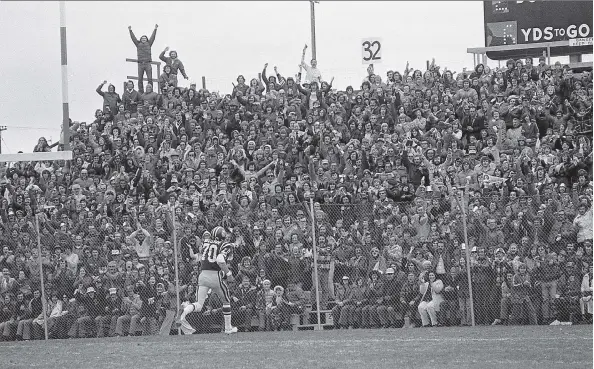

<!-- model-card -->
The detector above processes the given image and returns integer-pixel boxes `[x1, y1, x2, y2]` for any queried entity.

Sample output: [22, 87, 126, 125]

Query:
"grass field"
[0, 325, 592, 369]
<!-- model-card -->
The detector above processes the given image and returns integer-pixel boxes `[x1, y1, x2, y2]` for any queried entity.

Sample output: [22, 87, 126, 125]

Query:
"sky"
[0, 1, 587, 153]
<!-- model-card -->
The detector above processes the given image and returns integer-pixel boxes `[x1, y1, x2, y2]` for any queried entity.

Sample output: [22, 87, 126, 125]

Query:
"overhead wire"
[1, 137, 12, 153]
[6, 126, 58, 131]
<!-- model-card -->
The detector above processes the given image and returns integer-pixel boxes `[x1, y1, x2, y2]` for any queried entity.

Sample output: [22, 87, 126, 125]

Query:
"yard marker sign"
[361, 37, 382, 64]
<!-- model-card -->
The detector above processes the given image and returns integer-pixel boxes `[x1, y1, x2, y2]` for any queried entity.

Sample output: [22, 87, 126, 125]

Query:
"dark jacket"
[454, 271, 470, 298]
[96, 85, 121, 114]
[75, 290, 106, 318]
[400, 281, 420, 305]
[136, 284, 158, 317]
[105, 295, 122, 316]
[441, 274, 458, 301]
[382, 274, 404, 305]
[232, 285, 257, 309]
[365, 280, 385, 305]
[285, 285, 306, 307]
[511, 272, 532, 303]
[29, 296, 43, 318]
[141, 91, 160, 107]
[129, 28, 157, 63]
[122, 89, 141, 113]
[533, 262, 562, 283]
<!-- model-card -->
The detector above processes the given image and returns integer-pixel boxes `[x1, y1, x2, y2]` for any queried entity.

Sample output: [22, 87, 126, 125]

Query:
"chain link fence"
[0, 193, 591, 341]
[308, 194, 592, 329]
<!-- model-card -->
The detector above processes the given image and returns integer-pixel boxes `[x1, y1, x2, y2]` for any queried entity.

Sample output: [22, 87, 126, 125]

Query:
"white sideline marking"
[1, 335, 590, 349]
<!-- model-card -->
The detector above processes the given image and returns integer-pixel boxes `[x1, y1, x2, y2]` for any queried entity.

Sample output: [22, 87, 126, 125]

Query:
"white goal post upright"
[0, 150, 73, 340]
[0, 151, 73, 163]
[60, 0, 71, 151]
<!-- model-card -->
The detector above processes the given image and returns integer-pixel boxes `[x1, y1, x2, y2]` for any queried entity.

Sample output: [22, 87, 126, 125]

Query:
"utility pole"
[0, 126, 7, 154]
[310, 0, 318, 61]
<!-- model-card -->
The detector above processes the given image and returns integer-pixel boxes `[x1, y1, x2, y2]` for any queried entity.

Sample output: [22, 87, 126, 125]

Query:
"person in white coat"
[418, 271, 444, 327]
[581, 264, 593, 321]
[573, 203, 592, 244]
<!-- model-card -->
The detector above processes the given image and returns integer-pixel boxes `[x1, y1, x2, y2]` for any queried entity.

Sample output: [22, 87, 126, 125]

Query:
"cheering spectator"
[417, 271, 444, 327]
[1, 36, 592, 342]
[126, 222, 153, 263]
[159, 47, 189, 86]
[96, 80, 121, 115]
[299, 58, 322, 85]
[255, 279, 275, 332]
[128, 24, 158, 94]
[574, 203, 593, 245]
[510, 263, 538, 325]
[158, 65, 177, 90]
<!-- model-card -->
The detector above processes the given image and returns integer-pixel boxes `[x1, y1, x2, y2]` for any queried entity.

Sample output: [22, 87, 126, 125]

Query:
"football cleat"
[178, 318, 196, 335]
[224, 326, 238, 335]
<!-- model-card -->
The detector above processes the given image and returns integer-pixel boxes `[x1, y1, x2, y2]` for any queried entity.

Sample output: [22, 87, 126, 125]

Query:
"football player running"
[178, 226, 238, 335]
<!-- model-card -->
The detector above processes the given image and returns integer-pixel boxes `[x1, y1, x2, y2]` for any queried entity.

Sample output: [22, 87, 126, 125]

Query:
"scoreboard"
[483, 0, 593, 60]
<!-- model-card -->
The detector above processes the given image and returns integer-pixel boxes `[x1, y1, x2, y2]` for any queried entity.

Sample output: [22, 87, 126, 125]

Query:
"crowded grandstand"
[0, 27, 592, 340]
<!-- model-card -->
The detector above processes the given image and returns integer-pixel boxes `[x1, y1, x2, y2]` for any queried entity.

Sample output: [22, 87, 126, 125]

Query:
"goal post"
[0, 151, 73, 163]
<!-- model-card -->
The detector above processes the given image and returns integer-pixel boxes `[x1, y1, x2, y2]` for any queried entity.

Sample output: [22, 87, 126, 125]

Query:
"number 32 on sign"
[361, 37, 382, 64]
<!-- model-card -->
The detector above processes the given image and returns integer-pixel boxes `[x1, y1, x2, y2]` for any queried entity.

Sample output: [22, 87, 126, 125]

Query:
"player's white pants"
[179, 271, 233, 334]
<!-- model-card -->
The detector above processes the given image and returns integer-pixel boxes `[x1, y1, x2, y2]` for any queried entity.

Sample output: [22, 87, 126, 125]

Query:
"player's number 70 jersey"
[200, 239, 234, 271]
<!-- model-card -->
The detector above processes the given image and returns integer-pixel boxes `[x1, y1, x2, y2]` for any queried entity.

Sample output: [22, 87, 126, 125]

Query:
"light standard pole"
[310, 0, 318, 61]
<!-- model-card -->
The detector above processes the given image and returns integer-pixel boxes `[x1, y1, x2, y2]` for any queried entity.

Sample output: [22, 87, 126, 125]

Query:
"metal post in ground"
[310, 197, 322, 330]
[171, 204, 181, 335]
[35, 214, 49, 340]
[454, 188, 476, 327]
